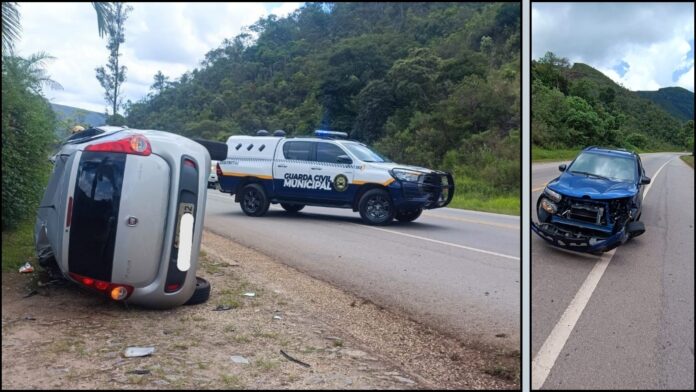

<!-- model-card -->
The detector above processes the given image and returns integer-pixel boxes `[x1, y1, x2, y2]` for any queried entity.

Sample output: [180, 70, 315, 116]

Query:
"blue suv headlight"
[544, 187, 562, 202]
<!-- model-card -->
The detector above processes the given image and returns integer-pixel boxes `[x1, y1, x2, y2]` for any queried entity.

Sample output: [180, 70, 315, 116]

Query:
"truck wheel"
[184, 277, 211, 305]
[281, 203, 305, 213]
[240, 183, 270, 216]
[395, 208, 422, 222]
[358, 189, 395, 225]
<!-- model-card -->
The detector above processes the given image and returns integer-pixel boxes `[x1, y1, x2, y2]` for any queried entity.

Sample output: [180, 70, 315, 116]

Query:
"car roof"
[582, 146, 637, 159]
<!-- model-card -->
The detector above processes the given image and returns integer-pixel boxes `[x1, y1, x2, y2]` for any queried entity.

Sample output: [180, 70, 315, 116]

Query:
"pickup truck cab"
[217, 130, 454, 225]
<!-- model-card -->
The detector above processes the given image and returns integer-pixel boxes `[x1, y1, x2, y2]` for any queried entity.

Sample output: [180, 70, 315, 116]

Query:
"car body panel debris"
[124, 346, 155, 358]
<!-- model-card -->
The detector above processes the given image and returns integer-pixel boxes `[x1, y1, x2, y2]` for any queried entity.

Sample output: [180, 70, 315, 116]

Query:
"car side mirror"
[641, 176, 651, 185]
[558, 164, 567, 172]
[337, 155, 352, 164]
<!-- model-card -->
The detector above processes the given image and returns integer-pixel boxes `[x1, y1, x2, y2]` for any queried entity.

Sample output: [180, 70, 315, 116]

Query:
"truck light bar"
[314, 130, 348, 139]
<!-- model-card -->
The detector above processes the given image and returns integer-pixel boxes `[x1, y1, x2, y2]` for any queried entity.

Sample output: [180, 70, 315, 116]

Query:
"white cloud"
[533, 2, 694, 92]
[14, 2, 304, 113]
[676, 65, 694, 91]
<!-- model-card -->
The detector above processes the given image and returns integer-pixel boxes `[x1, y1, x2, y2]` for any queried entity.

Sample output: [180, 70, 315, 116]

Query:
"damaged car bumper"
[531, 221, 626, 253]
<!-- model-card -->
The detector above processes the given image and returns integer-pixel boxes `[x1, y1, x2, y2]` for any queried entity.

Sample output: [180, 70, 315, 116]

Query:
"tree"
[2, 2, 20, 54]
[92, 2, 114, 38]
[151, 70, 169, 95]
[95, 2, 132, 117]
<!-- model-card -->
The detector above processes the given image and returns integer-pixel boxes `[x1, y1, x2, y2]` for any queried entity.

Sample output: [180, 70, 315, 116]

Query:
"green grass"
[448, 176, 519, 216]
[2, 219, 36, 271]
[531, 146, 581, 162]
[680, 155, 694, 168]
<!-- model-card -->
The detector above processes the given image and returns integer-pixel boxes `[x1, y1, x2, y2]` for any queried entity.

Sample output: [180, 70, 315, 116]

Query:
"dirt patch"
[1, 230, 519, 389]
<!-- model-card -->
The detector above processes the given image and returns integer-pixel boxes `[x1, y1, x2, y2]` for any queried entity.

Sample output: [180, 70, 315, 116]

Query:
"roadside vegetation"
[532, 52, 694, 161]
[126, 3, 521, 215]
[681, 155, 694, 169]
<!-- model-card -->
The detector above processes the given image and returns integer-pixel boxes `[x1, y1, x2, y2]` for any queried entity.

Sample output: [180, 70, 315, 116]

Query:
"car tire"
[358, 189, 395, 226]
[240, 183, 270, 217]
[280, 203, 305, 213]
[184, 277, 211, 305]
[395, 208, 422, 222]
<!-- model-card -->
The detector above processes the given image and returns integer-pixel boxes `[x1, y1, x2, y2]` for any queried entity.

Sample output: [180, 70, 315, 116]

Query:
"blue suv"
[532, 147, 651, 254]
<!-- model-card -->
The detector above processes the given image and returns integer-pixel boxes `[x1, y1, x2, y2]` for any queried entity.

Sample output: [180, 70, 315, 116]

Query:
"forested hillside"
[637, 87, 694, 122]
[126, 2, 521, 214]
[532, 52, 694, 155]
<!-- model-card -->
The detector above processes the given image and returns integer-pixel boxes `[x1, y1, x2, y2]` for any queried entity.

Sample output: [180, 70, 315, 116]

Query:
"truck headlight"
[544, 187, 562, 202]
[390, 169, 421, 182]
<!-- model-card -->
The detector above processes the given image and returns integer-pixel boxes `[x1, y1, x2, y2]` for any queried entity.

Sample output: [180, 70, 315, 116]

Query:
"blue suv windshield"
[568, 151, 637, 183]
[343, 142, 391, 163]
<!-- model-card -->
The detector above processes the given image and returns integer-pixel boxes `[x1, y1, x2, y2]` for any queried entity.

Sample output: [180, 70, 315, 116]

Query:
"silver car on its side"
[35, 126, 226, 308]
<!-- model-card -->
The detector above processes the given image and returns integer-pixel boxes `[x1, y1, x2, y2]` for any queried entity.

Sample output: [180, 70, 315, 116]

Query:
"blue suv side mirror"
[640, 176, 651, 185]
[558, 164, 567, 172]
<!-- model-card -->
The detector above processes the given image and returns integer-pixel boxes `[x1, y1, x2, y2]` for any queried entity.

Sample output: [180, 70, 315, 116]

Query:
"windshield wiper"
[570, 170, 611, 181]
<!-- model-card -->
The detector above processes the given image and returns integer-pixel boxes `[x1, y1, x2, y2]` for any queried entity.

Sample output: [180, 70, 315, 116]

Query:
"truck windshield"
[343, 142, 391, 163]
[568, 152, 637, 183]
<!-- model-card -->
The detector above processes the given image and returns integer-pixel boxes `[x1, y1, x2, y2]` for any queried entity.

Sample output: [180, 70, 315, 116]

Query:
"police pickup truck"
[216, 130, 454, 225]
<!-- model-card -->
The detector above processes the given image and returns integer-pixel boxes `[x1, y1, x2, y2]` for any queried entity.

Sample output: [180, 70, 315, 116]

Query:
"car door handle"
[311, 167, 322, 170]
[277, 164, 287, 168]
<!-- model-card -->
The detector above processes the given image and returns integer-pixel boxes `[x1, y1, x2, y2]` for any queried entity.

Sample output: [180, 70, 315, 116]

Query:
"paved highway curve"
[531, 152, 694, 389]
[204, 190, 520, 350]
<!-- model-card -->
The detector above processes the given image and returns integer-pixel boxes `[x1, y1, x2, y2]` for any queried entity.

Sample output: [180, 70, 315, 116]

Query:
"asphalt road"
[531, 152, 694, 389]
[204, 191, 520, 349]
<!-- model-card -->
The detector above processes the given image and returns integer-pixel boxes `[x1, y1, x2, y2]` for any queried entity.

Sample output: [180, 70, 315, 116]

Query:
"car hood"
[364, 162, 442, 174]
[548, 172, 638, 199]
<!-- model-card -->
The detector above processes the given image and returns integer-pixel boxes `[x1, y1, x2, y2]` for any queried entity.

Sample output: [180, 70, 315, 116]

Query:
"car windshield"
[568, 152, 637, 183]
[342, 142, 391, 163]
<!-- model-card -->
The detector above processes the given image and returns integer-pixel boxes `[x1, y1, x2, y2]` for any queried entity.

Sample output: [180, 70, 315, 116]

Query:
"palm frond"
[92, 2, 114, 38]
[2, 2, 22, 54]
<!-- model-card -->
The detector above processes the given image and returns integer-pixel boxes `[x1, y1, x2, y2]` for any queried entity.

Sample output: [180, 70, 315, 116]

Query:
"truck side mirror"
[337, 155, 352, 164]
[640, 176, 651, 185]
[558, 164, 567, 172]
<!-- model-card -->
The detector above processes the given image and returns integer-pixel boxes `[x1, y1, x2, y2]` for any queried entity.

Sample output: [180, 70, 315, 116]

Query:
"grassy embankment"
[449, 176, 519, 216]
[680, 155, 694, 168]
[2, 219, 36, 271]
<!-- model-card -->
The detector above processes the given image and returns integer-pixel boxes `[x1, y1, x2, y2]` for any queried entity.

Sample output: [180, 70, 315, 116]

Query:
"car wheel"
[358, 189, 395, 225]
[184, 277, 211, 305]
[240, 183, 270, 217]
[281, 203, 305, 213]
[395, 208, 422, 222]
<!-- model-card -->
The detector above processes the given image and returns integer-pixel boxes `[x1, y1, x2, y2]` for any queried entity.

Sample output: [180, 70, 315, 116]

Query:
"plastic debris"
[230, 355, 250, 364]
[126, 369, 151, 375]
[213, 305, 232, 311]
[272, 315, 282, 320]
[23, 290, 39, 298]
[242, 292, 256, 297]
[124, 347, 155, 358]
[19, 262, 34, 273]
[280, 349, 310, 368]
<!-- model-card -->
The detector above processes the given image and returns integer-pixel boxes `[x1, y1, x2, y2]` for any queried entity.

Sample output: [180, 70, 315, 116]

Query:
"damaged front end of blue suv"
[532, 147, 651, 254]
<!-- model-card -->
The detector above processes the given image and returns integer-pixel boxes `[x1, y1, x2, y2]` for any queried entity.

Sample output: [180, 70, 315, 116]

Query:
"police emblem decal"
[334, 174, 348, 192]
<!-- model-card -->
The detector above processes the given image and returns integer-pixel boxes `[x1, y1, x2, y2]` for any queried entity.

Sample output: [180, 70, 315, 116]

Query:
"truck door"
[274, 140, 315, 200]
[313, 141, 355, 203]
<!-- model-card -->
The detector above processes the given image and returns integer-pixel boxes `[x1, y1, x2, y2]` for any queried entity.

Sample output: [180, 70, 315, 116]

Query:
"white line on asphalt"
[531, 155, 675, 389]
[361, 225, 520, 261]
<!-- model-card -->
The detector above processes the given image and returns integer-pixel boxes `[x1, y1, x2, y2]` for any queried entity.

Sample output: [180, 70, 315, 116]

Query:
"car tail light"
[69, 272, 134, 300]
[85, 134, 151, 156]
[66, 196, 73, 227]
[165, 283, 181, 293]
[216, 162, 223, 177]
[184, 158, 196, 168]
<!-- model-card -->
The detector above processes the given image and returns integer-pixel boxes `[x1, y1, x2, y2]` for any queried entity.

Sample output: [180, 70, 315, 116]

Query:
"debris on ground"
[124, 347, 155, 358]
[23, 290, 38, 298]
[280, 349, 311, 368]
[126, 369, 151, 375]
[242, 292, 256, 297]
[18, 262, 34, 274]
[230, 355, 250, 365]
[213, 304, 232, 311]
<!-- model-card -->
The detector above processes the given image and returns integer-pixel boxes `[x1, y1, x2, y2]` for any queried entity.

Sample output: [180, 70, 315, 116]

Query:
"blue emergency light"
[314, 130, 348, 139]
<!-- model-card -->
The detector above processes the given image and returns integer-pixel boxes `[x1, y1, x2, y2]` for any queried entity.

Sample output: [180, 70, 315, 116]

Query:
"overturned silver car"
[35, 126, 227, 308]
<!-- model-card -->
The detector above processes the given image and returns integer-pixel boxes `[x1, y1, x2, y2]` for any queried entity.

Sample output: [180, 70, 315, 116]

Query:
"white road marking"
[531, 155, 675, 389]
[361, 225, 520, 261]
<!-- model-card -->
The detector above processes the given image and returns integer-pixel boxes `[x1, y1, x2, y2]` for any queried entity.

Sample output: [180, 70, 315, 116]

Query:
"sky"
[532, 2, 694, 92]
[14, 2, 303, 114]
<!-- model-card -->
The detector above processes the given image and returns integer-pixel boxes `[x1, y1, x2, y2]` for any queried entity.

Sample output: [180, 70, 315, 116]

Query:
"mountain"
[637, 87, 694, 122]
[51, 103, 106, 128]
[532, 55, 693, 151]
